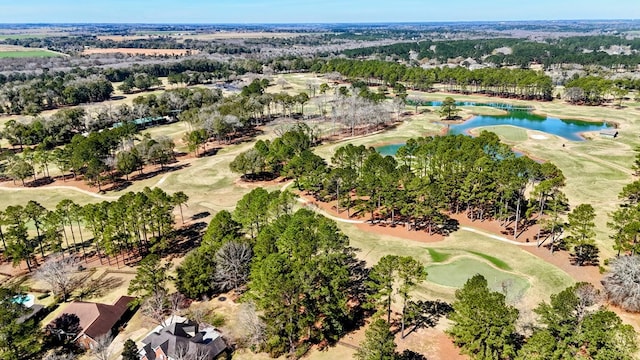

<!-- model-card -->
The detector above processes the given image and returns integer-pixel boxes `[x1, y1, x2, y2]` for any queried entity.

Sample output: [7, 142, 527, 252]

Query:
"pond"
[447, 110, 612, 141]
[376, 104, 612, 156]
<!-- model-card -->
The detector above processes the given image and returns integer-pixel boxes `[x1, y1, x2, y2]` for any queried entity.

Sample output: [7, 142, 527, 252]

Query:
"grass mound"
[467, 250, 512, 270]
[427, 248, 450, 263]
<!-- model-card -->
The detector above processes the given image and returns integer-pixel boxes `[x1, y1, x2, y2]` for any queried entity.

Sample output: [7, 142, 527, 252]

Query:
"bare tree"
[602, 256, 640, 312]
[91, 332, 112, 360]
[186, 305, 209, 326]
[574, 282, 601, 322]
[174, 344, 211, 360]
[141, 291, 170, 326]
[392, 97, 406, 122]
[214, 241, 252, 293]
[44, 352, 76, 360]
[35, 254, 81, 301]
[237, 302, 266, 349]
[169, 292, 186, 314]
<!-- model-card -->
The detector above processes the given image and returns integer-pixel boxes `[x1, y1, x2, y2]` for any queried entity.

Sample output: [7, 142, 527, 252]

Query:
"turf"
[427, 248, 450, 262]
[467, 250, 512, 270]
[471, 125, 529, 142]
[426, 258, 530, 302]
[0, 50, 60, 58]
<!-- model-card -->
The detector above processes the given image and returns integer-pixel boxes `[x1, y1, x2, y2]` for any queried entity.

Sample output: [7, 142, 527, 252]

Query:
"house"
[50, 296, 136, 350]
[139, 316, 227, 360]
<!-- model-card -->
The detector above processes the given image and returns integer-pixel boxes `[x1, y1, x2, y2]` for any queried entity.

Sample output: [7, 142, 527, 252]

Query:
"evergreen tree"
[518, 283, 637, 360]
[121, 339, 139, 360]
[565, 203, 599, 266]
[448, 275, 519, 360]
[355, 318, 397, 360]
[0, 287, 41, 360]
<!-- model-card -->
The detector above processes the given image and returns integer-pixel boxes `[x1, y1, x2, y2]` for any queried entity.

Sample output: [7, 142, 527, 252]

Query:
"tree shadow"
[114, 163, 190, 186]
[240, 172, 278, 182]
[191, 211, 211, 221]
[440, 217, 460, 235]
[165, 221, 208, 258]
[397, 300, 453, 338]
[25, 177, 54, 187]
[197, 147, 220, 158]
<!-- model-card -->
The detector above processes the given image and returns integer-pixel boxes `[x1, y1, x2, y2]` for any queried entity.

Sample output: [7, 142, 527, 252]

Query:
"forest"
[342, 35, 640, 68]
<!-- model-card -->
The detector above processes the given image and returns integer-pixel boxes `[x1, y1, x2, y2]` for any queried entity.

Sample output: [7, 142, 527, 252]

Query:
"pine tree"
[447, 275, 519, 360]
[355, 318, 397, 360]
[121, 339, 139, 360]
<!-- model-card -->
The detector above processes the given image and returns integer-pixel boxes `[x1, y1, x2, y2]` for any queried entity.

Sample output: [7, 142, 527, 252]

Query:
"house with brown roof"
[139, 316, 227, 360]
[50, 296, 136, 350]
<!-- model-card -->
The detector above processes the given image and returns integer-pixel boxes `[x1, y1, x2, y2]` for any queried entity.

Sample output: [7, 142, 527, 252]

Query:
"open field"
[0, 45, 62, 58]
[0, 50, 61, 58]
[82, 48, 199, 56]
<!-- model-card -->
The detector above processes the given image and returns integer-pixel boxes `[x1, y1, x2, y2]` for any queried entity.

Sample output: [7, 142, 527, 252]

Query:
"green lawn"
[471, 125, 528, 142]
[426, 257, 530, 303]
[427, 248, 450, 263]
[0, 50, 61, 58]
[467, 250, 512, 270]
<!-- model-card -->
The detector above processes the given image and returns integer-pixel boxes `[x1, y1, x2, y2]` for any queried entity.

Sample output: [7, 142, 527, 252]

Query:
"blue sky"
[0, 0, 638, 23]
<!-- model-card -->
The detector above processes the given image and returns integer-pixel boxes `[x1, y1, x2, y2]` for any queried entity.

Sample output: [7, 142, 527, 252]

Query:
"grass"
[427, 248, 450, 262]
[426, 257, 530, 303]
[339, 221, 574, 307]
[467, 250, 512, 270]
[471, 125, 528, 142]
[0, 50, 60, 58]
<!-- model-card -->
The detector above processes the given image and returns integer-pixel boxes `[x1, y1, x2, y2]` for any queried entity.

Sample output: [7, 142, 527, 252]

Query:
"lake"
[376, 105, 612, 156]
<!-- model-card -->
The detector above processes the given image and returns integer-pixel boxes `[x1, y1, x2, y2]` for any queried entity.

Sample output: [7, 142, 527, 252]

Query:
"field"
[82, 48, 199, 56]
[3, 72, 640, 358]
[0, 45, 62, 58]
[0, 50, 60, 58]
[95, 32, 305, 44]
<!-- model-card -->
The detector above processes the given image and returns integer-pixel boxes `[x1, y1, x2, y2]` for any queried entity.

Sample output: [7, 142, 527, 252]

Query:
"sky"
[0, 0, 638, 24]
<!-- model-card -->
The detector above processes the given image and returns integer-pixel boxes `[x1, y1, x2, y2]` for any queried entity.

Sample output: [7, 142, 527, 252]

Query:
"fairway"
[0, 50, 60, 58]
[426, 257, 530, 302]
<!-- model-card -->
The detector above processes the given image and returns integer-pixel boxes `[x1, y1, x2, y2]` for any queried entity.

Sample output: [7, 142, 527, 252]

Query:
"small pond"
[448, 110, 611, 141]
[376, 103, 612, 156]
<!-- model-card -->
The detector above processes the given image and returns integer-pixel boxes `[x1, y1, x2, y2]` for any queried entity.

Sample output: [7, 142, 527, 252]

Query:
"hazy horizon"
[1, 0, 638, 24]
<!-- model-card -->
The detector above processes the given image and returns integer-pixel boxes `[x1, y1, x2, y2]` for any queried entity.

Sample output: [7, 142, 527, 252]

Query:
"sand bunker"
[530, 134, 548, 140]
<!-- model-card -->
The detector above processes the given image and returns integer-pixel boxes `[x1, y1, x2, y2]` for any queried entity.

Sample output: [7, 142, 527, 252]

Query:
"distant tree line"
[312, 58, 554, 100]
[342, 35, 640, 69]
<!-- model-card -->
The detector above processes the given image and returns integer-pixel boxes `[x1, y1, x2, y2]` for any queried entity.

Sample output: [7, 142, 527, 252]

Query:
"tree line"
[313, 58, 554, 100]
[0, 187, 186, 272]
[342, 35, 640, 69]
[285, 133, 600, 266]
[2, 124, 179, 194]
[0, 74, 113, 115]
